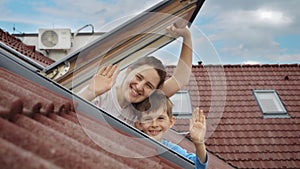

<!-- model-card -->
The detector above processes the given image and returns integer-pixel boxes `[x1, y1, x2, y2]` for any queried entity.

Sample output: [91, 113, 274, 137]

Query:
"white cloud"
[256, 9, 292, 26]
[197, 0, 300, 64]
[243, 60, 261, 65]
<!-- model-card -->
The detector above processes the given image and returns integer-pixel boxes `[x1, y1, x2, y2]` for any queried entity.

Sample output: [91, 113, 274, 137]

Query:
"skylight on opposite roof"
[170, 90, 193, 118]
[253, 90, 290, 118]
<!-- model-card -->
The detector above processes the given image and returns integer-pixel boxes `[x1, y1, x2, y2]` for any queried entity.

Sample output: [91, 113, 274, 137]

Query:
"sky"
[1, 0, 300, 65]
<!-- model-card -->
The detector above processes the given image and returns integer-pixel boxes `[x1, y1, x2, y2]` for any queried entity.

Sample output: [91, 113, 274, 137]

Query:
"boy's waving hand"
[189, 108, 207, 164]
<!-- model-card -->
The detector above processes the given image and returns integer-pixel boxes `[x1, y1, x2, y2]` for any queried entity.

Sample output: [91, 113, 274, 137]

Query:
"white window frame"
[253, 90, 289, 118]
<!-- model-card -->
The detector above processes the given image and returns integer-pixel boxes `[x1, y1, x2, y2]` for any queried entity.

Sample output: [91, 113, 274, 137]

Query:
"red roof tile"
[0, 67, 190, 169]
[168, 64, 300, 169]
[0, 137, 63, 169]
[0, 29, 54, 67]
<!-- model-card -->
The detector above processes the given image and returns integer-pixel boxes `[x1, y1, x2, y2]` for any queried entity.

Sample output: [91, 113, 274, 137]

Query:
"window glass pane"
[256, 92, 284, 113]
[170, 91, 192, 116]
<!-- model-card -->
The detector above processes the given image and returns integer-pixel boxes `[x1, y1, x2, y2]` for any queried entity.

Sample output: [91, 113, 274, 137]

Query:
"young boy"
[134, 90, 208, 169]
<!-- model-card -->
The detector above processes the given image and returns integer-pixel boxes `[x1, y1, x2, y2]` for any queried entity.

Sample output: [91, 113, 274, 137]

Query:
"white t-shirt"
[91, 85, 136, 126]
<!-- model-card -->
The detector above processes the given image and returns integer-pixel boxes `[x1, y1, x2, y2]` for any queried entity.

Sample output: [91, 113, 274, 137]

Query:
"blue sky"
[1, 0, 299, 65]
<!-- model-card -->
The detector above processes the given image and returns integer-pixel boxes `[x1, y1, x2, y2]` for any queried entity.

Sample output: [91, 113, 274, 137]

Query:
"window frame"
[253, 89, 290, 118]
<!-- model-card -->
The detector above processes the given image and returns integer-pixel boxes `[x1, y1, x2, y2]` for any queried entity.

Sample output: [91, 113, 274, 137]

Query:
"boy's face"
[136, 107, 176, 142]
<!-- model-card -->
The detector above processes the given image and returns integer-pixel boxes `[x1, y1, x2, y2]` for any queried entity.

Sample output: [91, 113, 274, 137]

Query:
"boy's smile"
[148, 129, 161, 136]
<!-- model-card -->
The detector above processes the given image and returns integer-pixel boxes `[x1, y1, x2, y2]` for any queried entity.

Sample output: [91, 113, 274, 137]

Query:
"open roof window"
[253, 90, 290, 118]
[40, 0, 206, 91]
[169, 90, 193, 119]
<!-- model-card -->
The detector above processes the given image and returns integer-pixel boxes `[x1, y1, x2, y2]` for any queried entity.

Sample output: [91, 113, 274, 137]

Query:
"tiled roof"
[0, 28, 54, 67]
[0, 67, 193, 169]
[167, 64, 300, 169]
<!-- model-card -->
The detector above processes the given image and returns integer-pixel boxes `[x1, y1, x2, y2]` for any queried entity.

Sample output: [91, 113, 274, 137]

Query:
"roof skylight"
[253, 90, 290, 118]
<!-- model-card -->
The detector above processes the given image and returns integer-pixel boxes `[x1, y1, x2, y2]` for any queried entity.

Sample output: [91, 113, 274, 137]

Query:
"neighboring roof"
[0, 28, 55, 68]
[167, 63, 300, 168]
[0, 65, 194, 169]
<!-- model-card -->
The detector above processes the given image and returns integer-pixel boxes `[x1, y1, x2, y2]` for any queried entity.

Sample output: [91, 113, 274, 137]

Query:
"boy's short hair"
[134, 90, 173, 120]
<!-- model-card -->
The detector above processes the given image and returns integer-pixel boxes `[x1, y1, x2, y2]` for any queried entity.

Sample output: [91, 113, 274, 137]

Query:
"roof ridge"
[220, 122, 300, 125]
[209, 135, 300, 139]
[0, 28, 55, 67]
[215, 129, 299, 132]
[207, 143, 300, 146]
[190, 63, 300, 68]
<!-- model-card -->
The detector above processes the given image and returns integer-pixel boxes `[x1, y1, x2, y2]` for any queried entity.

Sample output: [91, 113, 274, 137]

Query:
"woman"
[78, 24, 193, 125]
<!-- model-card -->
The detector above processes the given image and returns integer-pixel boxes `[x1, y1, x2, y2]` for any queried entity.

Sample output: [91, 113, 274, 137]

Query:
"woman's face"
[122, 65, 161, 104]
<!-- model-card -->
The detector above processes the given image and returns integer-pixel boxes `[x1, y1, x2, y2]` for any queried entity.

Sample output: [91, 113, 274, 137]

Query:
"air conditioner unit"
[38, 28, 71, 50]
